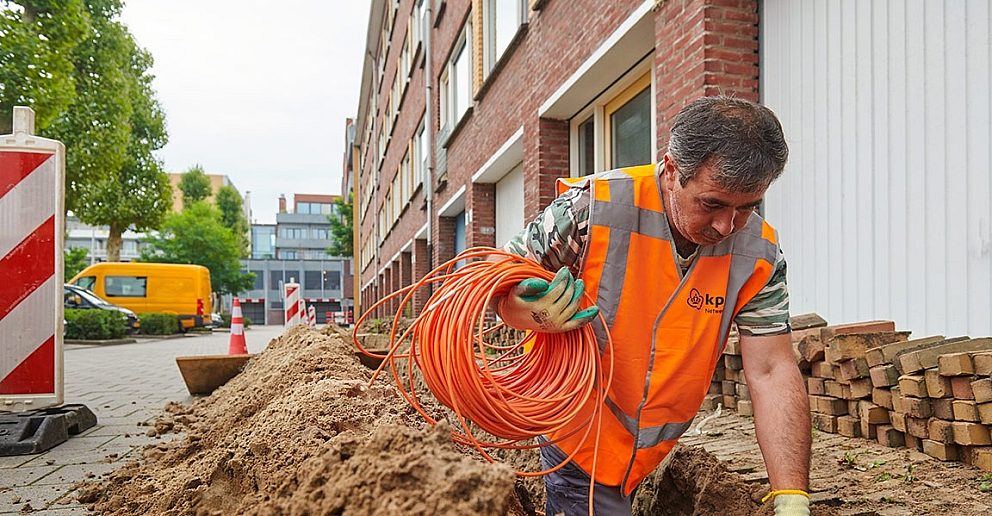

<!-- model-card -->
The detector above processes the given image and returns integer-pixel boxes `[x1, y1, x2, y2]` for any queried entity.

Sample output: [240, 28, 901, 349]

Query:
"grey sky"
[120, 1, 370, 224]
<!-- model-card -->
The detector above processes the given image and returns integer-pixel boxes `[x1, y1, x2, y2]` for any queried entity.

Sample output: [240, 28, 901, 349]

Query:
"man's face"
[661, 153, 766, 246]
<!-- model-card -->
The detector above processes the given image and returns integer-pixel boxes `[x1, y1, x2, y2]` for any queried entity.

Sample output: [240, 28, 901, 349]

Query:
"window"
[442, 21, 473, 133]
[252, 272, 264, 290]
[75, 276, 96, 291]
[312, 228, 328, 240]
[298, 202, 310, 214]
[483, 0, 526, 76]
[569, 65, 654, 176]
[416, 117, 427, 188]
[104, 276, 147, 297]
[270, 271, 285, 290]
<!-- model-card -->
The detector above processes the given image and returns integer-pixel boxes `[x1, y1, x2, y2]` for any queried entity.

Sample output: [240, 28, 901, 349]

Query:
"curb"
[64, 338, 137, 346]
[133, 333, 188, 340]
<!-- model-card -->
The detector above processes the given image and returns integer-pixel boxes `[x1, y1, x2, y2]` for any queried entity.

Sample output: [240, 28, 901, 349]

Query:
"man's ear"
[661, 153, 678, 189]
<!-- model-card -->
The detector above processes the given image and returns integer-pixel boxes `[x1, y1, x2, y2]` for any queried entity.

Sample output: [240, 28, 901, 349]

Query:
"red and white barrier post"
[307, 305, 316, 327]
[284, 278, 301, 326]
[0, 107, 65, 411]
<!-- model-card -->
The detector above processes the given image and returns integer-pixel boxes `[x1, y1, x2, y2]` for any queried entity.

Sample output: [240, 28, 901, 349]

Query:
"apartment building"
[352, 0, 992, 336]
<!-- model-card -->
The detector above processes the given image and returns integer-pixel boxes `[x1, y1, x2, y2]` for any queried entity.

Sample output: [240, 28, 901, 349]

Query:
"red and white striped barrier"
[1, 107, 65, 411]
[284, 279, 301, 326]
[307, 305, 316, 327]
[298, 299, 306, 327]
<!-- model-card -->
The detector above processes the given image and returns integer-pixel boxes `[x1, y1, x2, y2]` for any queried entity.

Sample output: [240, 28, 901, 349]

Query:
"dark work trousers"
[539, 437, 637, 516]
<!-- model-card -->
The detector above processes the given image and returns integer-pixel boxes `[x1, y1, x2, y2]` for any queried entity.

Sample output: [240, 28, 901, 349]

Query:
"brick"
[905, 416, 930, 439]
[812, 413, 838, 433]
[812, 395, 848, 416]
[952, 422, 992, 446]
[724, 367, 741, 383]
[951, 376, 977, 400]
[897, 375, 928, 398]
[810, 361, 833, 379]
[891, 387, 904, 413]
[838, 358, 871, 381]
[820, 321, 896, 341]
[724, 354, 744, 370]
[724, 337, 742, 355]
[735, 383, 750, 400]
[791, 326, 822, 345]
[972, 447, 992, 472]
[869, 365, 901, 387]
[952, 400, 980, 422]
[832, 365, 845, 384]
[867, 335, 945, 368]
[974, 353, 992, 375]
[837, 416, 862, 438]
[825, 381, 851, 400]
[876, 425, 905, 448]
[922, 439, 959, 461]
[859, 402, 891, 424]
[980, 403, 992, 425]
[807, 377, 826, 396]
[928, 418, 956, 444]
[890, 412, 907, 433]
[898, 337, 992, 374]
[860, 418, 879, 440]
[872, 388, 893, 410]
[849, 378, 873, 399]
[701, 393, 721, 411]
[973, 378, 992, 404]
[938, 352, 976, 376]
[924, 368, 954, 398]
[708, 381, 721, 394]
[847, 400, 862, 417]
[722, 381, 736, 395]
[904, 433, 924, 452]
[723, 395, 737, 409]
[825, 333, 906, 364]
[902, 397, 933, 418]
[791, 313, 827, 330]
[798, 334, 825, 363]
[737, 399, 753, 417]
[932, 398, 955, 420]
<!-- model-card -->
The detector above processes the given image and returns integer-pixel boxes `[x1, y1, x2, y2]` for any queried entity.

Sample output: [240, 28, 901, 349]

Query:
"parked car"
[69, 262, 212, 330]
[64, 284, 141, 334]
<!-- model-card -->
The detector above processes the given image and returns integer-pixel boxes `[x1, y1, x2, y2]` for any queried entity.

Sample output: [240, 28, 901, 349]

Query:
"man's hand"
[497, 267, 598, 333]
[773, 493, 810, 515]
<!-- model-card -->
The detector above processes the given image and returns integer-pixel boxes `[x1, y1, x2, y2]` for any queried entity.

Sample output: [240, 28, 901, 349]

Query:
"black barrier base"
[0, 404, 98, 456]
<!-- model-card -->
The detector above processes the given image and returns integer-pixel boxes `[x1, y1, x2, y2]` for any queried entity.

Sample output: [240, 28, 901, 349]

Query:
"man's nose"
[711, 210, 735, 237]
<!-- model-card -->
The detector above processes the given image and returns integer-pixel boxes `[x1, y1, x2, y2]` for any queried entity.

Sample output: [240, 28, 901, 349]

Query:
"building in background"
[352, 0, 991, 337]
[239, 193, 354, 325]
[65, 215, 147, 264]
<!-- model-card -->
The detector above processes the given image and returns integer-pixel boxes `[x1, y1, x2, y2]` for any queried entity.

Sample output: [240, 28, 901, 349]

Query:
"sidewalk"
[0, 325, 286, 514]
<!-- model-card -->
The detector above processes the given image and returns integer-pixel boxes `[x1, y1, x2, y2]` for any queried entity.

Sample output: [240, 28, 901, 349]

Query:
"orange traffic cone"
[228, 298, 248, 355]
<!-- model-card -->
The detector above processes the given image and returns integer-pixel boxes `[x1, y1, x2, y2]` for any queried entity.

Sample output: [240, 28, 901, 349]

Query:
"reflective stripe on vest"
[550, 164, 778, 494]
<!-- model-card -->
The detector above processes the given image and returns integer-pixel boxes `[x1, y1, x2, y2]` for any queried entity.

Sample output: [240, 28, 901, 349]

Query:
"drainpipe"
[424, 0, 435, 277]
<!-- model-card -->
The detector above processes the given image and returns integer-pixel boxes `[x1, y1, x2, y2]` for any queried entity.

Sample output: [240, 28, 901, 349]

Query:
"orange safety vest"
[547, 164, 779, 495]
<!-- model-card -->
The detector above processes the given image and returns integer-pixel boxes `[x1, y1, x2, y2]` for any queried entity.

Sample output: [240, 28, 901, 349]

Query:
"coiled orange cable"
[352, 247, 614, 512]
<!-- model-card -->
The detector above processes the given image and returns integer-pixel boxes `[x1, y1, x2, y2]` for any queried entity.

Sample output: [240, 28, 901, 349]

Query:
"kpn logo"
[687, 288, 724, 314]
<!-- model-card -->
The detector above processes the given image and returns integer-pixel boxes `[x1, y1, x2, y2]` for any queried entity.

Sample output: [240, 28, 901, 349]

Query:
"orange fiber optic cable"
[352, 247, 614, 514]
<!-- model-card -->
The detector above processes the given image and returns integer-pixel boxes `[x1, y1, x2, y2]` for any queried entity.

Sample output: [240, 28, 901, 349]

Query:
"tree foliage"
[215, 185, 249, 257]
[140, 201, 255, 295]
[178, 165, 211, 207]
[64, 246, 89, 280]
[327, 192, 353, 257]
[0, 0, 90, 133]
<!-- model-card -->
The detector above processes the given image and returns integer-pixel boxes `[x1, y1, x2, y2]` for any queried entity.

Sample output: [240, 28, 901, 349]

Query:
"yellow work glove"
[497, 267, 598, 333]
[772, 493, 810, 516]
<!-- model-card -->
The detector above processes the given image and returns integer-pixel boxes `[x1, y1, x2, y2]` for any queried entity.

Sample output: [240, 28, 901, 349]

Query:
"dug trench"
[75, 325, 794, 515]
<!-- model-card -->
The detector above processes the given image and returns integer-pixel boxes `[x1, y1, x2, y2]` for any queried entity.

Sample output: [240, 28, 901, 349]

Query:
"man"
[497, 96, 811, 515]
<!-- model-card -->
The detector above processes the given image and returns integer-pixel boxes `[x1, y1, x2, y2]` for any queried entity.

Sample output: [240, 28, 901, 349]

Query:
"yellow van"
[69, 263, 213, 330]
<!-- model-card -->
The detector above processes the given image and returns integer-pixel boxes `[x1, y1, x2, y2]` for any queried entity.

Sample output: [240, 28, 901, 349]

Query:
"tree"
[178, 165, 211, 207]
[0, 0, 90, 134]
[71, 28, 172, 262]
[64, 247, 89, 280]
[215, 185, 249, 257]
[140, 201, 255, 295]
[327, 192, 353, 257]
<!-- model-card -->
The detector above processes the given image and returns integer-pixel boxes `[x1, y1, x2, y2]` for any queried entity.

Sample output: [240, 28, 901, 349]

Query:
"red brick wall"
[468, 183, 496, 247]
[434, 215, 457, 268]
[412, 238, 430, 313]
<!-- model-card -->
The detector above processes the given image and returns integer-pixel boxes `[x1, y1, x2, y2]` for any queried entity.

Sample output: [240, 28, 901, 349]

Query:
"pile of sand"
[77, 325, 774, 515]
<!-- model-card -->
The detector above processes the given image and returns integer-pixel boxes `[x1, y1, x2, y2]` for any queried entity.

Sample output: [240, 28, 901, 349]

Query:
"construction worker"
[497, 96, 811, 515]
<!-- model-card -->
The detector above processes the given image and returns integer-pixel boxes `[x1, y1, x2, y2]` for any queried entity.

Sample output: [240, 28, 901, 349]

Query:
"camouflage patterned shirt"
[504, 184, 791, 337]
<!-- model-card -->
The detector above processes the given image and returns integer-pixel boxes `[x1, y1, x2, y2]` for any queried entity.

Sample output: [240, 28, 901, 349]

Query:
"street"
[0, 325, 287, 514]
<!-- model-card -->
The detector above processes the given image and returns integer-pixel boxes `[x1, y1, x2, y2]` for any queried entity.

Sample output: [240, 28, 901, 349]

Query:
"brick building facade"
[352, 0, 760, 318]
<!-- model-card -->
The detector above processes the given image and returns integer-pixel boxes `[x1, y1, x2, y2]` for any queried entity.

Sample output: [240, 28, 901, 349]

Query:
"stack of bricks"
[707, 314, 992, 472]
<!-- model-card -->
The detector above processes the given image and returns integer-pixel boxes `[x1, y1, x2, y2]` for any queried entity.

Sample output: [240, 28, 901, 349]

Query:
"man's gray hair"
[667, 96, 788, 192]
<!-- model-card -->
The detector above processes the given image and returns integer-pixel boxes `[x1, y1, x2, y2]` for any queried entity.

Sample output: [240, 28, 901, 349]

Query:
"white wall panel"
[762, 0, 992, 337]
[495, 163, 525, 248]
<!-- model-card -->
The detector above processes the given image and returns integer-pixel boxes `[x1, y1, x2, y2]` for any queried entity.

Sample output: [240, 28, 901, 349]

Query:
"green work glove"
[497, 267, 599, 333]
[773, 494, 810, 516]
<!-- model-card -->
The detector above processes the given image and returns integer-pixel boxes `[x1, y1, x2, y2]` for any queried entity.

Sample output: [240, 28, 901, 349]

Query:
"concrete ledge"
[64, 338, 137, 346]
[133, 333, 187, 340]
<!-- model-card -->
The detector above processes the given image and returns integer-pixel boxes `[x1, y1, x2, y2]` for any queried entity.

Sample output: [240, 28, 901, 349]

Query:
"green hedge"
[139, 313, 181, 335]
[65, 309, 127, 340]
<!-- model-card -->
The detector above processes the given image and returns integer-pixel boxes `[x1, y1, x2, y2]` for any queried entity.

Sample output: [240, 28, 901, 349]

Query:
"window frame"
[482, 0, 527, 78]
